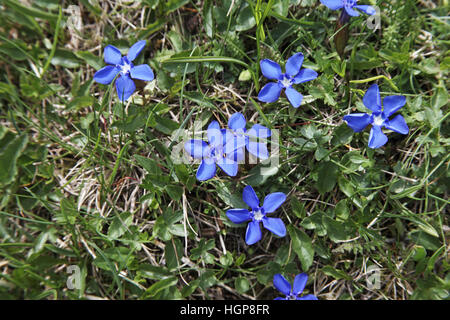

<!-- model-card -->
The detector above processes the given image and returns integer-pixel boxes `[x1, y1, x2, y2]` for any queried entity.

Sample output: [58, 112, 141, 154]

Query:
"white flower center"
[373, 115, 384, 126]
[121, 63, 131, 75]
[253, 209, 264, 221]
[280, 76, 292, 88]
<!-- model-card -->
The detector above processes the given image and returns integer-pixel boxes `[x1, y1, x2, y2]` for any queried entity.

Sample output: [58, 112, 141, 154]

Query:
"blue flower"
[226, 185, 286, 245]
[94, 40, 154, 101]
[343, 84, 409, 149]
[273, 273, 318, 300]
[258, 52, 318, 108]
[320, 0, 376, 16]
[227, 112, 272, 160]
[184, 121, 243, 181]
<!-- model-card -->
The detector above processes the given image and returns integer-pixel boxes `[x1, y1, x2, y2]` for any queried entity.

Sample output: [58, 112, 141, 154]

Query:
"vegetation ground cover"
[0, 0, 448, 300]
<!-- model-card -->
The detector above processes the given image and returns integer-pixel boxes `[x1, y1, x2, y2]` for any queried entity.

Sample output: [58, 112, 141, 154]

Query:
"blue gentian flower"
[273, 273, 318, 300]
[184, 121, 244, 181]
[226, 185, 286, 245]
[343, 84, 409, 149]
[258, 52, 318, 108]
[320, 0, 376, 16]
[94, 40, 154, 101]
[227, 112, 272, 160]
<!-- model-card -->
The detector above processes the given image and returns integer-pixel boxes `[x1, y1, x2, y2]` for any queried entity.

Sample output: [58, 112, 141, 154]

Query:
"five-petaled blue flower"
[94, 40, 154, 101]
[227, 112, 272, 160]
[320, 0, 376, 16]
[343, 84, 409, 149]
[184, 121, 244, 181]
[258, 52, 318, 108]
[226, 185, 286, 245]
[273, 273, 318, 300]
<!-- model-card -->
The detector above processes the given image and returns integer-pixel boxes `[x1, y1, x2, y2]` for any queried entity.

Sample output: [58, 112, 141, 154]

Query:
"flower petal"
[228, 112, 246, 130]
[115, 74, 136, 101]
[245, 221, 262, 245]
[382, 95, 406, 118]
[248, 124, 271, 138]
[127, 40, 146, 61]
[285, 87, 303, 108]
[243, 185, 259, 209]
[297, 294, 318, 300]
[260, 59, 282, 80]
[293, 68, 318, 84]
[184, 140, 208, 159]
[247, 141, 269, 160]
[262, 192, 286, 213]
[93, 65, 120, 84]
[216, 157, 238, 177]
[224, 130, 246, 155]
[355, 5, 376, 15]
[344, 6, 360, 16]
[363, 84, 382, 113]
[320, 0, 344, 10]
[130, 64, 154, 81]
[228, 147, 245, 163]
[343, 113, 372, 132]
[226, 209, 252, 224]
[104, 45, 122, 65]
[384, 115, 409, 135]
[196, 161, 216, 181]
[273, 274, 291, 296]
[285, 52, 304, 77]
[207, 121, 222, 147]
[262, 217, 286, 237]
[292, 273, 308, 296]
[368, 125, 388, 149]
[258, 82, 283, 103]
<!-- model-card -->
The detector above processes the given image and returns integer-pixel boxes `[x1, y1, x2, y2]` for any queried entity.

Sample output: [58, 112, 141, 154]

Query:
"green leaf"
[67, 95, 94, 111]
[107, 212, 133, 239]
[219, 252, 233, 267]
[236, 2, 256, 31]
[431, 86, 448, 110]
[74, 51, 104, 70]
[165, 238, 183, 270]
[152, 114, 180, 135]
[238, 69, 252, 81]
[164, 0, 189, 14]
[412, 245, 427, 261]
[409, 231, 441, 251]
[51, 49, 80, 68]
[190, 239, 215, 264]
[3, 0, 59, 22]
[235, 277, 250, 294]
[203, 0, 214, 38]
[165, 185, 183, 201]
[135, 155, 163, 175]
[0, 133, 28, 186]
[0, 42, 28, 61]
[334, 199, 349, 221]
[181, 279, 200, 297]
[138, 265, 173, 280]
[321, 265, 352, 280]
[322, 216, 349, 242]
[57, 198, 79, 225]
[143, 276, 178, 298]
[244, 162, 279, 186]
[331, 125, 353, 146]
[291, 197, 306, 219]
[287, 225, 314, 271]
[316, 161, 338, 194]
